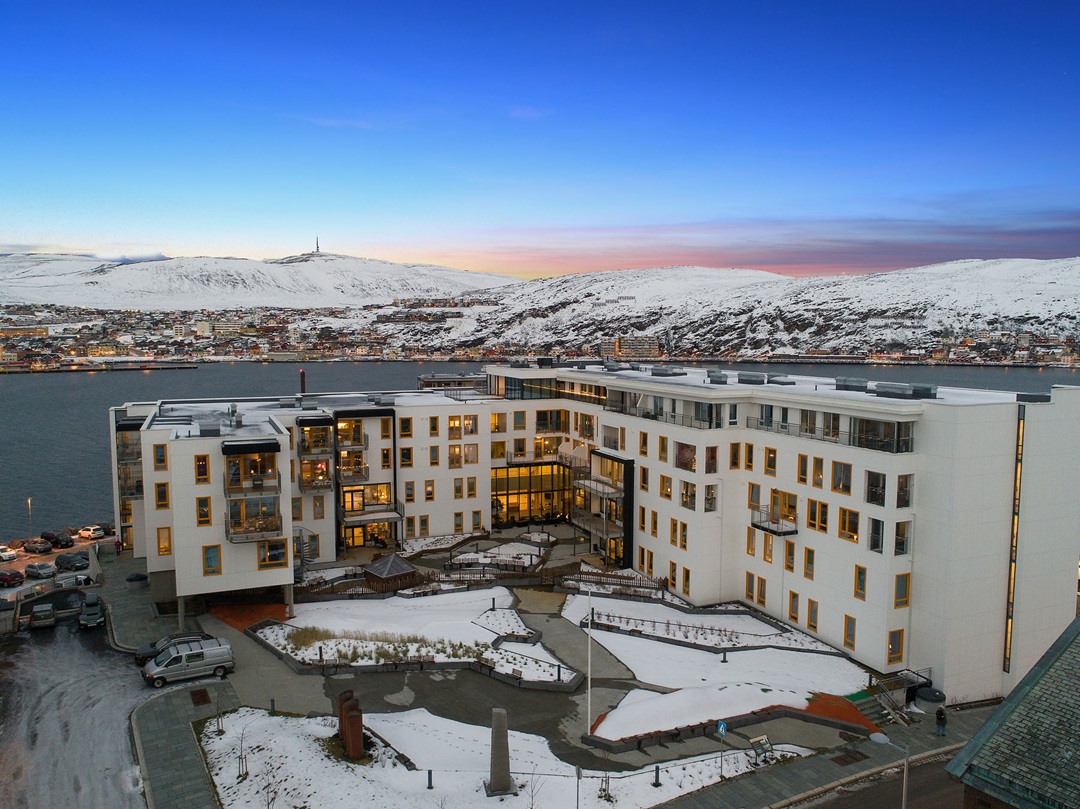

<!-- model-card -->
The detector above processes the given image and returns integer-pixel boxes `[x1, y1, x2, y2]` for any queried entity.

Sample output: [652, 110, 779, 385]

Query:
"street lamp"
[869, 732, 909, 809]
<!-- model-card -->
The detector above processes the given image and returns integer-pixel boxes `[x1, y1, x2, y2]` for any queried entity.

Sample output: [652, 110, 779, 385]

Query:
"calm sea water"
[1, 360, 1077, 543]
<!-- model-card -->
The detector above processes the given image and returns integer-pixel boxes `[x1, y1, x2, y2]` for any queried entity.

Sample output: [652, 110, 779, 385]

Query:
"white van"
[142, 637, 234, 688]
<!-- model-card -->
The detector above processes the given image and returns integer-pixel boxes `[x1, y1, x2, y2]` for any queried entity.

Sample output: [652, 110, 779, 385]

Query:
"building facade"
[110, 361, 1080, 703]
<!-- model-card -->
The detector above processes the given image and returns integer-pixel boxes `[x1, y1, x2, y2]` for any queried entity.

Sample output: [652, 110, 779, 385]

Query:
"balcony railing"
[224, 471, 282, 497]
[604, 402, 723, 430]
[704, 496, 717, 513]
[507, 452, 561, 465]
[750, 506, 799, 536]
[337, 465, 370, 484]
[601, 435, 619, 450]
[225, 512, 283, 543]
[680, 494, 697, 510]
[746, 417, 914, 454]
[298, 475, 335, 493]
[337, 432, 369, 450]
[570, 506, 623, 538]
[298, 438, 333, 458]
[116, 445, 142, 464]
[339, 498, 405, 519]
[119, 480, 144, 499]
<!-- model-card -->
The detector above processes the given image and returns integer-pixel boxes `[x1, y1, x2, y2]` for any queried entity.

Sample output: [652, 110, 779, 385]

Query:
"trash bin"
[915, 686, 946, 712]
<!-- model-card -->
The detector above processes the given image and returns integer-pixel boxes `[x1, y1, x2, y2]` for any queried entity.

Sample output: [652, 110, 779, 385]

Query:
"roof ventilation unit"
[537, 357, 554, 368]
[509, 359, 530, 368]
[737, 371, 767, 385]
[835, 377, 869, 393]
[651, 366, 686, 377]
[200, 423, 221, 437]
[707, 369, 728, 385]
[603, 361, 622, 372]
[768, 374, 796, 386]
[874, 382, 915, 399]
[911, 383, 938, 400]
[629, 362, 642, 371]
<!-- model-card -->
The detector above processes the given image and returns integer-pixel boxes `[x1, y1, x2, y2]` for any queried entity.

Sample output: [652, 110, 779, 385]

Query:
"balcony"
[704, 496, 717, 513]
[116, 445, 142, 464]
[604, 402, 722, 430]
[750, 506, 799, 536]
[337, 465, 370, 485]
[226, 512, 283, 543]
[224, 471, 282, 498]
[337, 432, 369, 450]
[602, 435, 619, 451]
[298, 474, 335, 493]
[119, 479, 144, 499]
[746, 417, 914, 454]
[507, 452, 561, 466]
[570, 506, 623, 538]
[298, 438, 333, 458]
[339, 498, 405, 524]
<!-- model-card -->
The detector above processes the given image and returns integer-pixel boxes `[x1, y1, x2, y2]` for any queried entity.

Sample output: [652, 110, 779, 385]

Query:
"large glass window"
[490, 464, 571, 527]
[258, 538, 288, 569]
[674, 442, 696, 472]
[832, 462, 852, 494]
[866, 471, 886, 506]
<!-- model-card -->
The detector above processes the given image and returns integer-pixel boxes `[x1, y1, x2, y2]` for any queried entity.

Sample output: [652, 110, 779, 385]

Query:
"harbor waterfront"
[2, 359, 1078, 544]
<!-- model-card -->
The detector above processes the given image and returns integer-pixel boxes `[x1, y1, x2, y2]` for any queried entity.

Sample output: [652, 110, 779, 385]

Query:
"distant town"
[2, 300, 1078, 371]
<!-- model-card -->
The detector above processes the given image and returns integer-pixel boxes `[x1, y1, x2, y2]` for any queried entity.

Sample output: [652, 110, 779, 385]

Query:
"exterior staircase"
[852, 694, 892, 729]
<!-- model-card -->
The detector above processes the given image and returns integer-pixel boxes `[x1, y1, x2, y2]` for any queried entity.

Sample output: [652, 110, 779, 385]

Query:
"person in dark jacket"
[935, 705, 948, 736]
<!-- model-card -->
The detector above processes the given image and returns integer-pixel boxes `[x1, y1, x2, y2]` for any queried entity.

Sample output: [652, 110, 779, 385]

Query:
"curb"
[129, 689, 170, 809]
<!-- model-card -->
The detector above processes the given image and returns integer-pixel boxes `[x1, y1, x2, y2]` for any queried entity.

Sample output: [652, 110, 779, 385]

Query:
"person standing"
[935, 705, 948, 737]
[115, 538, 122, 556]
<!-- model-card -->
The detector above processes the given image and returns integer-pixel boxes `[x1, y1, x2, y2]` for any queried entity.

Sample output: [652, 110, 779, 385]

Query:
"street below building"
[0, 612, 147, 809]
[801, 756, 962, 809]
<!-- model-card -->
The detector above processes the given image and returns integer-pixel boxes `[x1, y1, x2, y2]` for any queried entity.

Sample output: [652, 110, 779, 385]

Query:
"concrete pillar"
[177, 595, 186, 631]
[285, 583, 295, 619]
[485, 708, 517, 796]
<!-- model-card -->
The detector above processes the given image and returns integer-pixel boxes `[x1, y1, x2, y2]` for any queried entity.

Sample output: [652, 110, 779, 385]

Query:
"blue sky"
[3, 1, 1079, 277]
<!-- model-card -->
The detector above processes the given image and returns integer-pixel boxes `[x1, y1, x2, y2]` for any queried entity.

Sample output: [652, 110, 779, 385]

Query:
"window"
[464, 415, 478, 435]
[680, 481, 696, 510]
[869, 518, 884, 553]
[292, 497, 302, 520]
[400, 447, 413, 468]
[807, 599, 818, 631]
[728, 403, 738, 426]
[405, 481, 415, 503]
[658, 436, 668, 462]
[756, 576, 767, 606]
[843, 615, 856, 649]
[748, 483, 760, 509]
[429, 446, 440, 466]
[646, 549, 654, 576]
[680, 522, 688, 550]
[895, 521, 912, 555]
[429, 416, 440, 436]
[745, 571, 757, 600]
[784, 540, 795, 571]
[839, 508, 860, 542]
[788, 591, 799, 622]
[895, 573, 911, 608]
[491, 413, 506, 433]
[464, 444, 478, 464]
[425, 480, 435, 501]
[639, 432, 649, 456]
[202, 545, 221, 575]
[659, 475, 672, 500]
[472, 510, 482, 530]
[405, 517, 416, 538]
[194, 454, 210, 484]
[380, 417, 392, 439]
[807, 499, 828, 532]
[491, 441, 506, 460]
[763, 535, 773, 563]
[619, 426, 626, 451]
[897, 474, 913, 508]
[746, 527, 756, 556]
[669, 561, 677, 588]
[866, 471, 886, 506]
[854, 565, 867, 599]
[314, 496, 324, 519]
[764, 447, 777, 476]
[467, 477, 476, 498]
[674, 442, 696, 472]
[196, 496, 212, 527]
[157, 526, 172, 555]
[450, 416, 464, 440]
[380, 448, 391, 469]
[638, 547, 646, 572]
[888, 629, 904, 664]
[258, 538, 288, 569]
[448, 445, 462, 468]
[832, 461, 852, 494]
[804, 547, 815, 579]
[650, 510, 658, 536]
[419, 515, 429, 536]
[729, 442, 740, 469]
[682, 567, 690, 596]
[512, 438, 526, 458]
[823, 412, 841, 439]
[670, 518, 678, 546]
[744, 443, 754, 471]
[454, 478, 464, 499]
[153, 444, 168, 471]
[638, 506, 646, 531]
[155, 482, 169, 510]
[812, 457, 824, 488]
[513, 411, 526, 430]
[639, 467, 649, 491]
[400, 417, 413, 438]
[454, 512, 464, 533]
[797, 454, 808, 485]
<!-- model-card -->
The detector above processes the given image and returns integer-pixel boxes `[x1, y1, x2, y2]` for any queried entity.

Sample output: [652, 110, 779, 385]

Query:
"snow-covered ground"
[201, 707, 810, 809]
[400, 532, 476, 555]
[452, 541, 544, 567]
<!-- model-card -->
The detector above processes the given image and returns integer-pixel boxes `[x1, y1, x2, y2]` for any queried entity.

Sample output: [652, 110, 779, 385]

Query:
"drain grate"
[830, 750, 870, 766]
[190, 688, 211, 707]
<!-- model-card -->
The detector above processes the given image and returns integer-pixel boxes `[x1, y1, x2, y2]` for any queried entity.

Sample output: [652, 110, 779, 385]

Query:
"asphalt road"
[802, 757, 963, 809]
[0, 607, 148, 809]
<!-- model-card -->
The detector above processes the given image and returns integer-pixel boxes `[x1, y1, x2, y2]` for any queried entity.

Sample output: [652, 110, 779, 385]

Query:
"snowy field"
[201, 707, 810, 809]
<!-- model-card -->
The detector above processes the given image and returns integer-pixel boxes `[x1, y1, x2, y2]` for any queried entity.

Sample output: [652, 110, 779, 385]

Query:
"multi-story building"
[110, 361, 1080, 703]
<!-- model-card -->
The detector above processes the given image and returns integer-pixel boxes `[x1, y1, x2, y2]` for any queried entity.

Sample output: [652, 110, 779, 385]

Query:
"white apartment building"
[111, 361, 1080, 703]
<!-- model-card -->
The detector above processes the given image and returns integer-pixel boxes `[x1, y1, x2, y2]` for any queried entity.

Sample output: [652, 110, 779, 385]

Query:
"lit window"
[763, 535, 773, 563]
[425, 480, 435, 501]
[491, 413, 506, 433]
[764, 448, 777, 476]
[194, 454, 209, 484]
[812, 457, 824, 488]
[448, 445, 463, 468]
[464, 444, 478, 464]
[196, 496, 212, 527]
[463, 415, 478, 435]
[202, 545, 221, 575]
[640, 432, 649, 456]
[888, 629, 904, 664]
[895, 573, 911, 608]
[258, 538, 288, 569]
[491, 441, 506, 459]
[157, 526, 172, 555]
[660, 475, 672, 500]
[839, 508, 860, 542]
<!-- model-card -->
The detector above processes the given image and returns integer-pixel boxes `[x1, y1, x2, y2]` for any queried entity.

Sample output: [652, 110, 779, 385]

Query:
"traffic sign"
[716, 721, 727, 736]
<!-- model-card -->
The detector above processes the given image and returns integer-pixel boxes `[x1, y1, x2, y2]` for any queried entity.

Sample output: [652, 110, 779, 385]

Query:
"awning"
[221, 439, 281, 456]
[341, 511, 404, 526]
[574, 479, 622, 497]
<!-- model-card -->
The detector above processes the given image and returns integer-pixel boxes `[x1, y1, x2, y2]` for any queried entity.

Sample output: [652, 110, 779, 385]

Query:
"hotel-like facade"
[110, 361, 1080, 703]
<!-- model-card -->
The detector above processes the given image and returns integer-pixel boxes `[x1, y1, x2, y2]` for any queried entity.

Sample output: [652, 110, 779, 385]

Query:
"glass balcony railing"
[225, 512, 283, 542]
[749, 506, 799, 536]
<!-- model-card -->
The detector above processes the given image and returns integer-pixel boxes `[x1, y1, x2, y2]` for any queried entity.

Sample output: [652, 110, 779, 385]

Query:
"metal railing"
[336, 432, 369, 450]
[337, 465, 370, 484]
[746, 417, 914, 454]
[223, 470, 282, 497]
[298, 437, 333, 457]
[298, 476, 334, 493]
[339, 498, 405, 519]
[603, 402, 723, 430]
[225, 511, 283, 542]
[749, 506, 799, 535]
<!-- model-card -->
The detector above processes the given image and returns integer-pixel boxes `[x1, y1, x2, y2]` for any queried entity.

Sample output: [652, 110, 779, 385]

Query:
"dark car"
[22, 538, 53, 554]
[78, 592, 105, 628]
[56, 553, 90, 571]
[41, 530, 75, 549]
[0, 569, 25, 587]
[134, 631, 214, 664]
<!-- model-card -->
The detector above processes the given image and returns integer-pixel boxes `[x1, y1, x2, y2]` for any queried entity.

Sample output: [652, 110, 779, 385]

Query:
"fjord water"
[1, 360, 1077, 543]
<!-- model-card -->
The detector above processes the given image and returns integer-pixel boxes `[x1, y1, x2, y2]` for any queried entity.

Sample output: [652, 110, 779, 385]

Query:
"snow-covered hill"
[0, 252, 517, 309]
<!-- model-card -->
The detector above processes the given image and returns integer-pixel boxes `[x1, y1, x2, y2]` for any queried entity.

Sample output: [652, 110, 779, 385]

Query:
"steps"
[852, 695, 892, 729]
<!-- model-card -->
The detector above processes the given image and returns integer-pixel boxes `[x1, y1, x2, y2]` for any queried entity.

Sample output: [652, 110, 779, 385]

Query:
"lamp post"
[869, 732, 909, 809]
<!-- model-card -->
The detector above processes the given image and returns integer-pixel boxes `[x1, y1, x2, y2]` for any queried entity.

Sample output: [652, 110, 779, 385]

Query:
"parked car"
[99, 522, 116, 536]
[25, 562, 57, 579]
[22, 538, 53, 554]
[142, 638, 234, 687]
[41, 530, 75, 549]
[78, 592, 105, 628]
[78, 525, 105, 540]
[29, 603, 57, 629]
[0, 545, 16, 562]
[134, 631, 214, 665]
[0, 569, 26, 587]
[56, 553, 90, 571]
